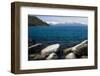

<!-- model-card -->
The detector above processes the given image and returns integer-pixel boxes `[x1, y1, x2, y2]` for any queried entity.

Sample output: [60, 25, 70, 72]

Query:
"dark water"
[28, 24, 87, 48]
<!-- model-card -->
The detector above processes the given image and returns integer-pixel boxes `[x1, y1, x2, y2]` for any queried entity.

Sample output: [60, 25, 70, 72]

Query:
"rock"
[71, 40, 88, 56]
[41, 44, 60, 56]
[81, 55, 88, 58]
[63, 40, 88, 58]
[28, 54, 45, 60]
[46, 53, 58, 60]
[28, 43, 45, 54]
[29, 40, 88, 60]
[63, 47, 72, 56]
[28, 43, 42, 49]
[65, 53, 76, 59]
[72, 40, 87, 51]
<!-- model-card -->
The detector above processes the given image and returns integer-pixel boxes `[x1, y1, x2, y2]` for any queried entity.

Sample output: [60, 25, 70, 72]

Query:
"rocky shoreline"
[28, 40, 88, 60]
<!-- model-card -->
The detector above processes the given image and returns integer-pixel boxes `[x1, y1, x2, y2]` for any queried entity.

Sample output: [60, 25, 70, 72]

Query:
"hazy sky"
[36, 15, 88, 25]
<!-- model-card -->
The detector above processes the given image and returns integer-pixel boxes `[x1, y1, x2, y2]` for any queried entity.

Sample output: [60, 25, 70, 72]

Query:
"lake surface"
[28, 24, 87, 48]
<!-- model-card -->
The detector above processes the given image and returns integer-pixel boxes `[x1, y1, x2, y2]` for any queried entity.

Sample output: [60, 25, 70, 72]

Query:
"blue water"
[28, 24, 87, 48]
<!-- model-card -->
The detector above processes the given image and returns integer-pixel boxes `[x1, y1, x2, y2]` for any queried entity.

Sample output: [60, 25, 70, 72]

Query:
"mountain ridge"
[28, 15, 49, 26]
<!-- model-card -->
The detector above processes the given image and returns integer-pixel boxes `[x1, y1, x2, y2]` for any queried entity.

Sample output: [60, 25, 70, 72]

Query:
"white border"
[20, 7, 95, 70]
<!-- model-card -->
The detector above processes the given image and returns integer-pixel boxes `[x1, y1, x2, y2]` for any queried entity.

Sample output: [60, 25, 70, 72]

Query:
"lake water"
[28, 24, 87, 48]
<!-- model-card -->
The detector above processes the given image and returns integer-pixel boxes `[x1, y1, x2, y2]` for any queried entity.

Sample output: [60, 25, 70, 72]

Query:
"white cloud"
[46, 21, 66, 25]
[37, 16, 88, 25]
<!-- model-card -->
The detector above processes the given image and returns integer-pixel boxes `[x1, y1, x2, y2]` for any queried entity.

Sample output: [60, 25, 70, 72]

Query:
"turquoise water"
[28, 24, 87, 48]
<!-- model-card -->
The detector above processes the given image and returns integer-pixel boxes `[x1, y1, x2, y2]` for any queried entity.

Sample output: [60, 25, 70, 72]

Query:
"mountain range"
[28, 15, 49, 26]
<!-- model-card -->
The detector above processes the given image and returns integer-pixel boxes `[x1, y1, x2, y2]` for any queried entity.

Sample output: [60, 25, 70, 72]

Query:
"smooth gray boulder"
[71, 40, 88, 56]
[64, 47, 72, 56]
[65, 52, 76, 59]
[41, 44, 60, 56]
[64, 40, 88, 59]
[46, 53, 58, 60]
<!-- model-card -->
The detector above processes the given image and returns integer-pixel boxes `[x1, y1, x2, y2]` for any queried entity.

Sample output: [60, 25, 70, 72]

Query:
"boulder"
[71, 40, 88, 57]
[41, 44, 60, 56]
[65, 52, 76, 59]
[46, 53, 58, 60]
[64, 40, 88, 58]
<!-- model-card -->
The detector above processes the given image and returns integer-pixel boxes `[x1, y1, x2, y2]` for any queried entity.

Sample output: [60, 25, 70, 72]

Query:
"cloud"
[46, 21, 66, 25]
[36, 15, 88, 25]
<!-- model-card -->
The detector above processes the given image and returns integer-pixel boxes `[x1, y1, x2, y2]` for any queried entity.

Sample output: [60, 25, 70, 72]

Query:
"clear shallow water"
[28, 24, 87, 48]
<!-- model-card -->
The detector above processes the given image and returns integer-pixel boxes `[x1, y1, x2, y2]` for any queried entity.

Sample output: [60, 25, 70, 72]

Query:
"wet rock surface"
[28, 40, 88, 60]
